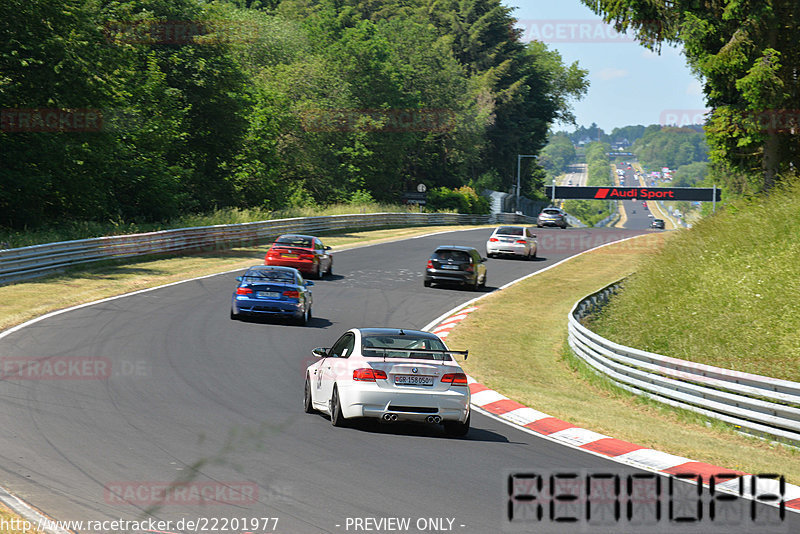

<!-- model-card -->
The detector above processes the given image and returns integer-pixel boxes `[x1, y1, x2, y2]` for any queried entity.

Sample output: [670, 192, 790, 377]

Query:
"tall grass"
[589, 180, 800, 382]
[0, 203, 418, 249]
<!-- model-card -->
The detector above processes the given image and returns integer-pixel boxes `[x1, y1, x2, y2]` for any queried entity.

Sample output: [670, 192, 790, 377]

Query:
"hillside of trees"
[582, 0, 800, 197]
[0, 0, 588, 231]
[631, 127, 708, 170]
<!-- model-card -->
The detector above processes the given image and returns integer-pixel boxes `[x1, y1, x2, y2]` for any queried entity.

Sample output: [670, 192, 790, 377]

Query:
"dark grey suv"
[424, 246, 487, 291]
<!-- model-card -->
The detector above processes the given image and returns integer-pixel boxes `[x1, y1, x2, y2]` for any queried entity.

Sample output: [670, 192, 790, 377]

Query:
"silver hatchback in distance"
[485, 226, 537, 260]
[537, 207, 568, 229]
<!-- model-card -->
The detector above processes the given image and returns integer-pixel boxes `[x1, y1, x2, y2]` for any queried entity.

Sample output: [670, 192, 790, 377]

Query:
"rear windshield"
[495, 226, 523, 236]
[362, 335, 450, 360]
[542, 209, 562, 215]
[243, 270, 295, 283]
[274, 236, 312, 247]
[433, 249, 471, 262]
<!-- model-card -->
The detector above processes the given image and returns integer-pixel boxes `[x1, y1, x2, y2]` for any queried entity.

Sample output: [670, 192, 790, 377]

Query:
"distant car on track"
[536, 207, 568, 229]
[265, 234, 332, 279]
[651, 219, 666, 229]
[424, 246, 487, 290]
[230, 265, 314, 325]
[486, 226, 537, 259]
[303, 328, 471, 436]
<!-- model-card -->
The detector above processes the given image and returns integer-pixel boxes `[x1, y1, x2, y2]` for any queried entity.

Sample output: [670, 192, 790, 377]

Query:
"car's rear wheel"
[444, 413, 470, 437]
[326, 260, 333, 276]
[423, 280, 432, 287]
[230, 304, 239, 320]
[296, 305, 310, 326]
[316, 262, 325, 279]
[471, 277, 480, 291]
[330, 387, 347, 427]
[303, 375, 315, 414]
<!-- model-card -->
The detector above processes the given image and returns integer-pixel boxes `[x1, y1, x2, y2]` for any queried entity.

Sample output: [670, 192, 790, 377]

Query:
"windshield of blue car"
[242, 271, 295, 283]
[361, 335, 450, 360]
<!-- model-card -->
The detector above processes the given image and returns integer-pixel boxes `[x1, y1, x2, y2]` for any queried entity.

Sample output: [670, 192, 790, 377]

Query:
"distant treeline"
[0, 0, 588, 230]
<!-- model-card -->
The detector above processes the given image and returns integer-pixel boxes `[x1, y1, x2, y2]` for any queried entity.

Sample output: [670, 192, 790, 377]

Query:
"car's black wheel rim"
[331, 388, 345, 426]
[303, 377, 314, 413]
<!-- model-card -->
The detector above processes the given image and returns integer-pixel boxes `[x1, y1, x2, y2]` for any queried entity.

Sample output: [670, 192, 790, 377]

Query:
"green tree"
[581, 0, 800, 192]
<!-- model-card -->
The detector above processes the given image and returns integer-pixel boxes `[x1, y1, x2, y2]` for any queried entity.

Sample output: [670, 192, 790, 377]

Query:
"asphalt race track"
[0, 227, 794, 534]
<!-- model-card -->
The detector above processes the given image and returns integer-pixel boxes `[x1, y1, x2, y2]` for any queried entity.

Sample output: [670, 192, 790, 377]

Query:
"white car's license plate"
[256, 291, 281, 298]
[395, 375, 435, 386]
[440, 264, 460, 270]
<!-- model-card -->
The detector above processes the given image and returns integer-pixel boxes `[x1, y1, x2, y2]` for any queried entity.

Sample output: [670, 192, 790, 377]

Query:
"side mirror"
[305, 280, 315, 286]
[312, 347, 328, 358]
[325, 246, 331, 250]
[236, 276, 243, 282]
[532, 234, 537, 239]
[480, 257, 487, 263]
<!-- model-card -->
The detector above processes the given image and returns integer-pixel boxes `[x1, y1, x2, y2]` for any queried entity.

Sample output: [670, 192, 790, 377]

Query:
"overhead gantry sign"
[544, 186, 721, 202]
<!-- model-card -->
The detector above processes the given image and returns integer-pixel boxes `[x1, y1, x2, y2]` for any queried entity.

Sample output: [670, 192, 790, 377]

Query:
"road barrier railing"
[568, 281, 800, 447]
[0, 212, 518, 285]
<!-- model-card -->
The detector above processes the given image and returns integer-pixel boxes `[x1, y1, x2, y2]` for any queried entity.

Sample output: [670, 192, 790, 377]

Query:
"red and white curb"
[429, 307, 800, 512]
[431, 306, 479, 339]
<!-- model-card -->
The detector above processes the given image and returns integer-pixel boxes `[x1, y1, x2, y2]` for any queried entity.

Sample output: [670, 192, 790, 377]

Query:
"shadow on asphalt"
[310, 417, 513, 443]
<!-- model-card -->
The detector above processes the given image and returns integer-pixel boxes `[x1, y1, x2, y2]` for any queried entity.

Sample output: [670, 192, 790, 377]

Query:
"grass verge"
[590, 180, 800, 382]
[0, 203, 435, 249]
[444, 232, 800, 484]
[0, 224, 491, 333]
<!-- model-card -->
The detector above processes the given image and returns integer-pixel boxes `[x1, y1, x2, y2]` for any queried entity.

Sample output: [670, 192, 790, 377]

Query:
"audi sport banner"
[545, 186, 721, 202]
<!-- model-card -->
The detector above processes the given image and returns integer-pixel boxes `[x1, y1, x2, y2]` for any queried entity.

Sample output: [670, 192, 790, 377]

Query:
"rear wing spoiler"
[364, 348, 468, 361]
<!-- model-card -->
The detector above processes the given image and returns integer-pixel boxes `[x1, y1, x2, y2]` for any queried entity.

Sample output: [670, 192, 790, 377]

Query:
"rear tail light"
[353, 368, 388, 381]
[427, 260, 433, 269]
[300, 254, 315, 261]
[489, 237, 499, 242]
[282, 290, 300, 298]
[515, 240, 527, 244]
[236, 287, 253, 295]
[441, 373, 468, 385]
[465, 264, 474, 272]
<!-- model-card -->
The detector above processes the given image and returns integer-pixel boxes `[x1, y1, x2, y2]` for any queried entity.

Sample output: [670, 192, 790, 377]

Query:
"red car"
[265, 234, 333, 279]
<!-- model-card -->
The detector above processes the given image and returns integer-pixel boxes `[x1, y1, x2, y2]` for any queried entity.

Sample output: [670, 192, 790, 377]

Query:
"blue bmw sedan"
[230, 265, 314, 325]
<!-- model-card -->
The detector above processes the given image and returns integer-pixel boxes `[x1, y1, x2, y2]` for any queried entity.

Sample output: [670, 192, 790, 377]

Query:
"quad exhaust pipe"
[382, 413, 398, 422]
[425, 415, 442, 424]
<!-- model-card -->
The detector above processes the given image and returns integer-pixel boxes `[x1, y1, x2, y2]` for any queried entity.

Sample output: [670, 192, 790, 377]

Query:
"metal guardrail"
[568, 281, 800, 447]
[0, 212, 537, 285]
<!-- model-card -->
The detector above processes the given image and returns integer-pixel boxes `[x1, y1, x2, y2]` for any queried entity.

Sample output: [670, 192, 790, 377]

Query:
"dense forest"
[0, 0, 588, 231]
[631, 127, 708, 170]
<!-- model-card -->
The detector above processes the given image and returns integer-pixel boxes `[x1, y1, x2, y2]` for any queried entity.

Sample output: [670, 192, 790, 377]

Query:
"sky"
[505, 0, 709, 133]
